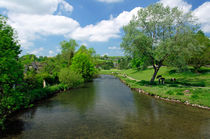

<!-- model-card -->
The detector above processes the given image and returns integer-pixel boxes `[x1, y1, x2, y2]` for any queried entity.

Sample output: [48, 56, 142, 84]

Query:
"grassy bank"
[100, 67, 210, 108]
[0, 84, 66, 130]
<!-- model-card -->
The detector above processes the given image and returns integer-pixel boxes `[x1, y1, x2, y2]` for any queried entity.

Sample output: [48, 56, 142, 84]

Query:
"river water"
[1, 75, 210, 138]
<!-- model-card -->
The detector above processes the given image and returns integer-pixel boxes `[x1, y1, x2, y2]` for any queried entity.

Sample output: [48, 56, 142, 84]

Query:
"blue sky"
[0, 0, 210, 56]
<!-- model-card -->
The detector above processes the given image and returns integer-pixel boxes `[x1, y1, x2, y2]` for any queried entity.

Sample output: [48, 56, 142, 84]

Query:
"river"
[1, 75, 210, 138]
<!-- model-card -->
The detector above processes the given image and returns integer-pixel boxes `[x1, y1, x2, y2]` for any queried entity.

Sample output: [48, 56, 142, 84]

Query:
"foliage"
[0, 15, 23, 95]
[59, 68, 84, 88]
[24, 70, 42, 89]
[71, 46, 97, 82]
[0, 84, 66, 130]
[20, 54, 38, 66]
[60, 39, 78, 66]
[117, 57, 132, 69]
[0, 21, 97, 130]
[121, 3, 199, 82]
[131, 57, 148, 70]
[102, 61, 114, 70]
[189, 30, 210, 71]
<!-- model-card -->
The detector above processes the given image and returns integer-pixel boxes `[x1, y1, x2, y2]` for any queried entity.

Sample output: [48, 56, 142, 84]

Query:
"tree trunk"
[150, 64, 161, 83]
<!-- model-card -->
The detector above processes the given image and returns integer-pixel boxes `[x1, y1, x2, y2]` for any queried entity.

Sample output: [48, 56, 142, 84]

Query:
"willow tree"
[121, 3, 198, 83]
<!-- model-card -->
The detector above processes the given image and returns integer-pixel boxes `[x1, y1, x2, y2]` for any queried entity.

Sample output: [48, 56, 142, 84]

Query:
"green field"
[100, 67, 210, 107]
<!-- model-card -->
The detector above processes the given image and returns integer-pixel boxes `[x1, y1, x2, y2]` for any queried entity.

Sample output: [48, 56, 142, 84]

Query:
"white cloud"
[30, 47, 44, 55]
[0, 0, 73, 15]
[70, 7, 141, 42]
[159, 0, 192, 13]
[8, 14, 79, 49]
[193, 2, 210, 33]
[108, 46, 121, 50]
[97, 0, 123, 3]
[59, 0, 73, 13]
[0, 0, 75, 49]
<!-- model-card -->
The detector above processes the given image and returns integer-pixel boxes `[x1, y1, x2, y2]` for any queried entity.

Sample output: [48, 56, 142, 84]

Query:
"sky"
[0, 0, 210, 57]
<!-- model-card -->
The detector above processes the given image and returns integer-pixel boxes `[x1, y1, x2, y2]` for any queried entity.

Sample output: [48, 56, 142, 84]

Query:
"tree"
[60, 39, 78, 67]
[59, 68, 84, 88]
[189, 30, 210, 72]
[20, 54, 38, 66]
[121, 3, 198, 83]
[131, 57, 148, 70]
[71, 46, 97, 82]
[0, 15, 23, 95]
[117, 57, 131, 69]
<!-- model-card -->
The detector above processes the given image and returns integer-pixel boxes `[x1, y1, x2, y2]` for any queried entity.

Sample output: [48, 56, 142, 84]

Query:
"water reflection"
[1, 108, 37, 137]
[1, 75, 210, 138]
[122, 91, 210, 138]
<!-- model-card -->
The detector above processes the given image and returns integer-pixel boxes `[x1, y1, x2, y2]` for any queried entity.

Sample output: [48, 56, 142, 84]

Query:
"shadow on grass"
[168, 68, 210, 75]
[135, 79, 205, 88]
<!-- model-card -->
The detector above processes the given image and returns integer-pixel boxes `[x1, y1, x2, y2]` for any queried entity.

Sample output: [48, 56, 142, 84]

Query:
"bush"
[59, 68, 84, 88]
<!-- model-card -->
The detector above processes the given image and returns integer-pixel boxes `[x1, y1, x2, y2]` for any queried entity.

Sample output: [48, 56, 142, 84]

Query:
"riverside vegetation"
[100, 67, 210, 108]
[100, 3, 210, 108]
[0, 15, 97, 129]
[1, 3, 210, 131]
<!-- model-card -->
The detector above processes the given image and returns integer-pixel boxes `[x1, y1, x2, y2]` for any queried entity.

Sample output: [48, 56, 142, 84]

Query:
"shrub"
[59, 68, 84, 88]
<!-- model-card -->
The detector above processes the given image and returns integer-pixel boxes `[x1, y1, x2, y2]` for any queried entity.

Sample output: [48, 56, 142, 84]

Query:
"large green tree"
[121, 3, 198, 83]
[71, 46, 97, 82]
[0, 15, 23, 95]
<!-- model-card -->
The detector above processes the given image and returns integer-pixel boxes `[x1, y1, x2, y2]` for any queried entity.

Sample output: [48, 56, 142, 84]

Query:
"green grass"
[100, 67, 210, 107]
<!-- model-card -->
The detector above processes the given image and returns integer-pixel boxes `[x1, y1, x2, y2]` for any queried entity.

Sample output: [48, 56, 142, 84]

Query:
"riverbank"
[100, 67, 210, 109]
[0, 84, 66, 130]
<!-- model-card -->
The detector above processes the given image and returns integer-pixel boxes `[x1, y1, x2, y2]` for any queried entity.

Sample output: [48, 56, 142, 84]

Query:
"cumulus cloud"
[193, 2, 210, 33]
[8, 14, 79, 49]
[159, 0, 192, 13]
[97, 0, 123, 3]
[0, 0, 73, 15]
[70, 7, 141, 42]
[0, 0, 76, 49]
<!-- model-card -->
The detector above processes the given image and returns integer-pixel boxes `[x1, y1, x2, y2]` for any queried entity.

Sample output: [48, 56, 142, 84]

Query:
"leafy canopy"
[121, 3, 198, 82]
[71, 46, 97, 82]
